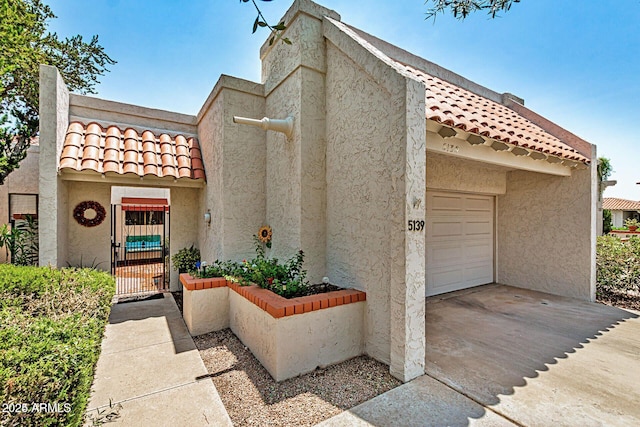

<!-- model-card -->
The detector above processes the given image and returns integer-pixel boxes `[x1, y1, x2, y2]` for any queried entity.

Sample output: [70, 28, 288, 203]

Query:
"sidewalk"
[85, 293, 232, 426]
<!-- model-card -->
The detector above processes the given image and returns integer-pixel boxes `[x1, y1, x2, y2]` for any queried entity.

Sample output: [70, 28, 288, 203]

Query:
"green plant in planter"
[624, 218, 640, 230]
[171, 245, 201, 273]
[241, 235, 309, 298]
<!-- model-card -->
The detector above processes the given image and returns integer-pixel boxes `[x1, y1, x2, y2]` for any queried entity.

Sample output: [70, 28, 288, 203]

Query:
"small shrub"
[596, 235, 640, 298]
[171, 245, 200, 273]
[0, 216, 38, 266]
[0, 265, 115, 427]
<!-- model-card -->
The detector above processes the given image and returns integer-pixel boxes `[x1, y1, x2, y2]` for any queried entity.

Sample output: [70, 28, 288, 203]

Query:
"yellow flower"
[258, 225, 272, 243]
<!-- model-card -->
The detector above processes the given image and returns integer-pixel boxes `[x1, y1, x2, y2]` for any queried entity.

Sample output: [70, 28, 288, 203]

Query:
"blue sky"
[49, 1, 640, 199]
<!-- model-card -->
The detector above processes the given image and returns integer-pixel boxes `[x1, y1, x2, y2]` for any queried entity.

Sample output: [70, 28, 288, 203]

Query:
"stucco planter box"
[181, 275, 229, 336]
[179, 273, 366, 381]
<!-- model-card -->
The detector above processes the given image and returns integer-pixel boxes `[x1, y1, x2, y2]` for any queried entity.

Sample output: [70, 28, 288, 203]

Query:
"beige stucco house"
[603, 197, 640, 228]
[33, 0, 596, 382]
[0, 144, 39, 263]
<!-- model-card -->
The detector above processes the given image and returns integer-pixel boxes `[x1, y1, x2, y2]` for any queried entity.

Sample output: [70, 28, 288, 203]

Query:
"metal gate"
[111, 202, 170, 296]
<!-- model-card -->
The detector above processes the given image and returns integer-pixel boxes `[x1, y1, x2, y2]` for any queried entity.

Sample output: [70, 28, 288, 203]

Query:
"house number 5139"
[408, 220, 425, 231]
[442, 143, 459, 153]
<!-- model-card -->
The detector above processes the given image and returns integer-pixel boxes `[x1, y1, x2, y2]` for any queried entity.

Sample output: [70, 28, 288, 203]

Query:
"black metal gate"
[111, 203, 170, 296]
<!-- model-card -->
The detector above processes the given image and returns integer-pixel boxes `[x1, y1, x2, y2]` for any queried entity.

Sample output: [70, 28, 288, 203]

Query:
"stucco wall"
[265, 71, 303, 267]
[427, 151, 507, 195]
[169, 187, 200, 290]
[0, 145, 39, 263]
[183, 286, 229, 336]
[324, 15, 429, 382]
[325, 41, 406, 366]
[261, 6, 328, 284]
[197, 82, 225, 263]
[66, 182, 111, 270]
[229, 290, 364, 382]
[39, 65, 69, 267]
[197, 77, 266, 264]
[497, 165, 595, 300]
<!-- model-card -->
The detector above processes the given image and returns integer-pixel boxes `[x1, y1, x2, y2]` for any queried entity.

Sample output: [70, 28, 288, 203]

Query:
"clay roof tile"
[402, 65, 590, 164]
[59, 122, 205, 182]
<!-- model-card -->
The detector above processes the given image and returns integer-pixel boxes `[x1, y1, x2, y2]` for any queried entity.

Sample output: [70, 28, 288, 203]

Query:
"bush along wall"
[0, 265, 115, 427]
[596, 235, 640, 298]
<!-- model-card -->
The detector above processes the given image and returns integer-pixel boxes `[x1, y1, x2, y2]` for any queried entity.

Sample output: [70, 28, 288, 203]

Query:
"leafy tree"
[241, 0, 290, 45]
[0, 0, 115, 184]
[244, 0, 523, 29]
[425, 0, 521, 20]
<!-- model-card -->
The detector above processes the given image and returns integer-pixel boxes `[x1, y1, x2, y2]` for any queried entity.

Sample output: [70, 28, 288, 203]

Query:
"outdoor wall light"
[204, 210, 211, 226]
[233, 115, 294, 138]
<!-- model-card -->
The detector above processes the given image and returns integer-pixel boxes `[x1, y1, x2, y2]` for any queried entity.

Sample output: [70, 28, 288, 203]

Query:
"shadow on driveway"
[425, 284, 640, 426]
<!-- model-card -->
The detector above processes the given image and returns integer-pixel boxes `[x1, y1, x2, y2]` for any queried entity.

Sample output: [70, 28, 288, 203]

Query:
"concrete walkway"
[320, 285, 640, 426]
[85, 293, 232, 427]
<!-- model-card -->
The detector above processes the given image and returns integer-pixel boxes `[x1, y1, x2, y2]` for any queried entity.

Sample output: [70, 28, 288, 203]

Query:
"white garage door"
[426, 191, 494, 297]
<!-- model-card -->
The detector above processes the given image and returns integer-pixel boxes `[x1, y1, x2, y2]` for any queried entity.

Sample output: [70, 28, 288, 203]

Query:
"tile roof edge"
[604, 197, 639, 203]
[339, 22, 507, 106]
[502, 98, 593, 159]
[68, 116, 199, 139]
[603, 197, 640, 210]
[324, 17, 423, 87]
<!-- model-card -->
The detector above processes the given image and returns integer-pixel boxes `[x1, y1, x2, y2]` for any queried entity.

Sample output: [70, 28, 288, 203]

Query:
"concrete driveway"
[321, 284, 640, 426]
[425, 284, 640, 426]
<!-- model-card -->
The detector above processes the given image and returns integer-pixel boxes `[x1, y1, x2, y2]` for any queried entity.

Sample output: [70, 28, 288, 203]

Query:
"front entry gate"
[111, 203, 170, 296]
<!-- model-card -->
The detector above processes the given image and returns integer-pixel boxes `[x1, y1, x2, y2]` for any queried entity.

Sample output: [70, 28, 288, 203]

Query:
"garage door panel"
[465, 220, 492, 236]
[466, 197, 493, 212]
[431, 221, 463, 238]
[427, 191, 494, 297]
[429, 243, 463, 264]
[464, 241, 492, 261]
[429, 268, 464, 291]
[430, 194, 464, 212]
[464, 263, 493, 285]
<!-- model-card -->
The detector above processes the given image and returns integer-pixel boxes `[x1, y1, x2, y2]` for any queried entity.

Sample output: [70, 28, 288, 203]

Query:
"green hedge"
[596, 235, 640, 297]
[0, 265, 115, 427]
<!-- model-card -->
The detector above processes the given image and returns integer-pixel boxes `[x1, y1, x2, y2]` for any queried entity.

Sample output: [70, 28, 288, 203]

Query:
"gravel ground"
[597, 290, 640, 311]
[194, 329, 401, 427]
[179, 288, 640, 427]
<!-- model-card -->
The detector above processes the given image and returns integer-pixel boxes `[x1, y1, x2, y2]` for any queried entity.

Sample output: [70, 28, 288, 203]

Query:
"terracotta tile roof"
[402, 65, 590, 164]
[60, 122, 205, 181]
[603, 198, 640, 211]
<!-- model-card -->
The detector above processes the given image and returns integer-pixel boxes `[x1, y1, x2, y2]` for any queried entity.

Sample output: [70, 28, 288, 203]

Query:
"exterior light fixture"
[233, 115, 294, 138]
[204, 210, 211, 226]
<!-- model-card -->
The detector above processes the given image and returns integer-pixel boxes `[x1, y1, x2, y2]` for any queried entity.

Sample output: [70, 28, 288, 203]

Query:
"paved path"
[85, 293, 231, 426]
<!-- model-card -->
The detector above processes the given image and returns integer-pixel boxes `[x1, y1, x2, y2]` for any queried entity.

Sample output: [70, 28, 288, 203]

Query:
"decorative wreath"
[73, 201, 106, 227]
[258, 225, 272, 243]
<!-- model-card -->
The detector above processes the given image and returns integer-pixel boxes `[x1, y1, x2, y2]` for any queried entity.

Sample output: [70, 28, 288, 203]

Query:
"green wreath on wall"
[73, 201, 106, 227]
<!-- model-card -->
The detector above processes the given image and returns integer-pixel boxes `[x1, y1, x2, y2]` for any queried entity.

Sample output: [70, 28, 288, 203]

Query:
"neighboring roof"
[603, 198, 640, 211]
[404, 65, 590, 164]
[59, 122, 205, 181]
